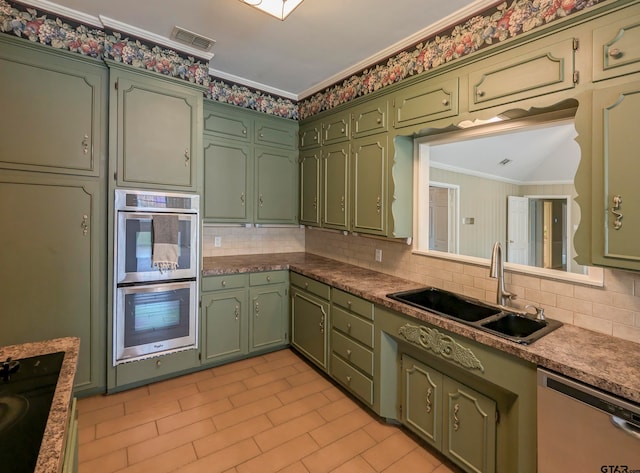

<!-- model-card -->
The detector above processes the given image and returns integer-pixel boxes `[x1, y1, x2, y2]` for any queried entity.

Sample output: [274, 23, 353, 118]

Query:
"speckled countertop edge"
[0, 337, 80, 473]
[203, 252, 640, 405]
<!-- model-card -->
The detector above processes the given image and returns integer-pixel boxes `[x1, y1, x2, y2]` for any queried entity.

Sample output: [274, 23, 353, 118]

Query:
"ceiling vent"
[171, 26, 215, 51]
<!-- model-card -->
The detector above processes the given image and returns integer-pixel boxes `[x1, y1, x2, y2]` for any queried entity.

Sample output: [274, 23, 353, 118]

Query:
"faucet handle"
[525, 304, 545, 320]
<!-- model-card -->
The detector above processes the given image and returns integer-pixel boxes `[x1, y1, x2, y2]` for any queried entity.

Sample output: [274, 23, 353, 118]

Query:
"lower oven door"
[114, 280, 197, 364]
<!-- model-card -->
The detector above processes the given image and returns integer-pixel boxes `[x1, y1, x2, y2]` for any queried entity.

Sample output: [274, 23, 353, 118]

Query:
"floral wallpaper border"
[298, 0, 608, 119]
[0, 0, 609, 121]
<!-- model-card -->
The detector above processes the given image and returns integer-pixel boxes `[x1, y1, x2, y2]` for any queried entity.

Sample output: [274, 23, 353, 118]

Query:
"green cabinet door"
[110, 63, 202, 191]
[201, 289, 248, 365]
[442, 377, 497, 473]
[401, 354, 443, 449]
[255, 147, 298, 223]
[203, 137, 252, 222]
[591, 80, 640, 269]
[249, 284, 288, 352]
[299, 148, 322, 226]
[299, 119, 322, 149]
[323, 143, 350, 230]
[255, 117, 298, 149]
[203, 102, 252, 141]
[351, 134, 388, 235]
[351, 98, 389, 138]
[290, 287, 329, 370]
[0, 175, 104, 393]
[322, 112, 350, 144]
[0, 36, 106, 177]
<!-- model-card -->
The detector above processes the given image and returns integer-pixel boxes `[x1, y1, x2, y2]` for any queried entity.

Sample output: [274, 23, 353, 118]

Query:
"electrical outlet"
[375, 249, 383, 262]
[214, 236, 222, 247]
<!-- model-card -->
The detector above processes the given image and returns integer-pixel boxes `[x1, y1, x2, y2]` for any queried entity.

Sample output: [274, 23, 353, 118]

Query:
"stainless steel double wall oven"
[113, 189, 199, 365]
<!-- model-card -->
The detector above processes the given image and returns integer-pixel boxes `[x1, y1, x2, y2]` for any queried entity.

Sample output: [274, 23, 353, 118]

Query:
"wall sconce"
[240, 0, 303, 20]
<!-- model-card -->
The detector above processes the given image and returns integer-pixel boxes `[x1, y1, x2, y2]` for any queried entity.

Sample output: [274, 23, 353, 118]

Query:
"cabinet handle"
[442, 99, 449, 106]
[259, 132, 264, 138]
[453, 403, 460, 431]
[242, 129, 247, 135]
[81, 134, 89, 154]
[346, 349, 352, 358]
[426, 388, 432, 413]
[376, 118, 382, 124]
[376, 196, 381, 215]
[346, 375, 352, 383]
[340, 128, 345, 134]
[240, 193, 245, 206]
[184, 148, 190, 166]
[312, 197, 317, 210]
[255, 302, 260, 316]
[259, 194, 264, 207]
[346, 322, 352, 332]
[611, 195, 623, 230]
[477, 90, 485, 98]
[340, 195, 345, 212]
[304, 282, 309, 289]
[81, 214, 89, 236]
[234, 305, 239, 320]
[266, 275, 272, 282]
[156, 360, 162, 368]
[221, 280, 227, 287]
[319, 314, 325, 333]
[608, 47, 623, 59]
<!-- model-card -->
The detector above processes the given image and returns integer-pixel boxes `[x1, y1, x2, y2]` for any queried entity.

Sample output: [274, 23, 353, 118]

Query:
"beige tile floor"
[78, 349, 462, 473]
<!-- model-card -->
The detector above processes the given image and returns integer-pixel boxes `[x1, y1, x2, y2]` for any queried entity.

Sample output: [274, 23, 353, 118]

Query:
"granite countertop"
[203, 252, 640, 404]
[0, 337, 80, 473]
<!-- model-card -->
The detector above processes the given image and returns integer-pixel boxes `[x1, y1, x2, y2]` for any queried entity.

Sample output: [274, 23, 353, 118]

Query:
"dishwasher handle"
[612, 415, 640, 440]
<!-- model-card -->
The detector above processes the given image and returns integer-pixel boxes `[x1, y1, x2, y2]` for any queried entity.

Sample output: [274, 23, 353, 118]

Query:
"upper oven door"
[116, 211, 198, 284]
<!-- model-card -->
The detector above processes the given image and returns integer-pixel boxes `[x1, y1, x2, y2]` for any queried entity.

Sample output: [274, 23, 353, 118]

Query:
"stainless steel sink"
[387, 287, 562, 344]
[386, 287, 501, 322]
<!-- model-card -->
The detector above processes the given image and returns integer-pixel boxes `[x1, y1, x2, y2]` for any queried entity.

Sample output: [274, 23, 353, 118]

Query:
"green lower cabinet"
[249, 284, 289, 351]
[62, 398, 79, 473]
[202, 289, 248, 364]
[290, 279, 330, 371]
[402, 354, 497, 473]
[201, 272, 289, 367]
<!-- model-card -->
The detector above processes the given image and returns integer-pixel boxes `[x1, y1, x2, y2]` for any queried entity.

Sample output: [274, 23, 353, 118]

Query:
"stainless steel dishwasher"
[537, 368, 640, 472]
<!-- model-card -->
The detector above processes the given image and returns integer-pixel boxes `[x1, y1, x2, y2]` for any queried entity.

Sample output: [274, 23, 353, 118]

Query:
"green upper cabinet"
[590, 79, 640, 270]
[255, 146, 298, 223]
[299, 119, 322, 150]
[351, 98, 389, 138]
[299, 147, 322, 226]
[323, 142, 350, 230]
[109, 62, 203, 191]
[593, 11, 640, 82]
[351, 133, 388, 235]
[323, 111, 351, 144]
[467, 36, 577, 111]
[0, 36, 106, 177]
[203, 137, 252, 222]
[392, 76, 459, 129]
[203, 101, 298, 224]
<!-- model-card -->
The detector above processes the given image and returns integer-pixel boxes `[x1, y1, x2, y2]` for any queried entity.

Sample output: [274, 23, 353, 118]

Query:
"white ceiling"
[26, 0, 497, 99]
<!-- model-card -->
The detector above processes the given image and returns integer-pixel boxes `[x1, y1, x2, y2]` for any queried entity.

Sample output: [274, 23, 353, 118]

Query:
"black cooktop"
[0, 351, 64, 473]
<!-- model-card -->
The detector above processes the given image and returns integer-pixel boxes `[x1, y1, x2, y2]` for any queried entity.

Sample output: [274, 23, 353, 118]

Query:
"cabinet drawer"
[250, 270, 288, 286]
[255, 118, 297, 149]
[332, 306, 374, 348]
[201, 273, 249, 291]
[323, 113, 350, 144]
[468, 37, 575, 111]
[332, 289, 373, 320]
[392, 76, 459, 128]
[352, 100, 389, 138]
[203, 104, 251, 141]
[593, 12, 640, 81]
[115, 349, 198, 387]
[290, 272, 330, 300]
[331, 329, 374, 376]
[330, 353, 373, 405]
[299, 121, 322, 149]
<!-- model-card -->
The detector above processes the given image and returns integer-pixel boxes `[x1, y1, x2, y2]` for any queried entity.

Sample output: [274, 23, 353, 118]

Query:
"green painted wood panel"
[322, 142, 350, 230]
[203, 137, 252, 222]
[351, 134, 388, 234]
[249, 285, 288, 351]
[351, 99, 389, 138]
[442, 376, 497, 473]
[290, 287, 329, 371]
[392, 76, 459, 129]
[201, 289, 248, 364]
[322, 112, 350, 144]
[0, 176, 103, 392]
[203, 103, 251, 141]
[299, 148, 322, 226]
[593, 10, 640, 81]
[255, 147, 298, 223]
[299, 119, 322, 149]
[111, 65, 202, 190]
[592, 79, 640, 269]
[255, 117, 298, 149]
[0, 36, 106, 176]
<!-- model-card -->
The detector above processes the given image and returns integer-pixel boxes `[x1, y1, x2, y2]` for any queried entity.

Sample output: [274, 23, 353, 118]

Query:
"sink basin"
[481, 313, 562, 344]
[387, 287, 501, 322]
[387, 287, 562, 344]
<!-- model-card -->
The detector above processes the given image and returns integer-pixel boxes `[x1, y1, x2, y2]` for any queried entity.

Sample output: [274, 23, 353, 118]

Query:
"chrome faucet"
[489, 241, 516, 307]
